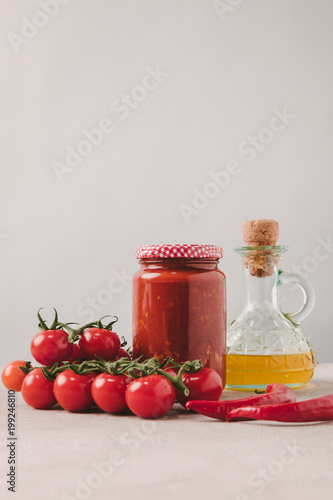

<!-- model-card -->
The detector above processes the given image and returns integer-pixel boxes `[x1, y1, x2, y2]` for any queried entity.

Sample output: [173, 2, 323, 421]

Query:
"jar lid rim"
[135, 244, 223, 259]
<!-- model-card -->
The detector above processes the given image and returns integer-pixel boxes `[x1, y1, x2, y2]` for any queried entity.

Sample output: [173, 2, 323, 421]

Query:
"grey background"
[0, 0, 332, 364]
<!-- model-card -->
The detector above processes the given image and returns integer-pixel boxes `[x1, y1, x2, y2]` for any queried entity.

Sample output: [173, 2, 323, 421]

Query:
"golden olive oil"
[226, 351, 315, 390]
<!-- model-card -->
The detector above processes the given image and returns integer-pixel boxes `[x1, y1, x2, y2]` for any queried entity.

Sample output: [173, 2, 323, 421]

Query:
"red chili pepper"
[186, 383, 296, 420]
[225, 393, 333, 423]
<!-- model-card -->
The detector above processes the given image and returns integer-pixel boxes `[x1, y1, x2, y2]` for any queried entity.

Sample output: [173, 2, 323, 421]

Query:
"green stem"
[156, 368, 189, 396]
[49, 308, 58, 330]
[37, 308, 48, 331]
[19, 362, 34, 375]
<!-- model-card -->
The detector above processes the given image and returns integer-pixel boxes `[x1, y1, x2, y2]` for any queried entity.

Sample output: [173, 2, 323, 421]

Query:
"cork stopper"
[242, 219, 279, 246]
[242, 219, 279, 277]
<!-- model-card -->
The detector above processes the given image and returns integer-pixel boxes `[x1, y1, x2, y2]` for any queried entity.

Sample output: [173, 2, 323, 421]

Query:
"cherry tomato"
[30, 329, 73, 366]
[67, 343, 85, 362]
[115, 348, 131, 361]
[21, 368, 57, 409]
[91, 373, 131, 413]
[176, 368, 223, 407]
[1, 360, 27, 392]
[53, 370, 95, 412]
[125, 375, 175, 419]
[78, 328, 120, 361]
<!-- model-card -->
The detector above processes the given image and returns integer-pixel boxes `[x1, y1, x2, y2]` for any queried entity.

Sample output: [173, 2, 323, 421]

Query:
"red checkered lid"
[135, 244, 223, 259]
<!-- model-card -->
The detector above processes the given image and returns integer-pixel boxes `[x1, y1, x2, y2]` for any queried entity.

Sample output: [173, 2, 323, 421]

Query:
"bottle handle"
[279, 271, 315, 324]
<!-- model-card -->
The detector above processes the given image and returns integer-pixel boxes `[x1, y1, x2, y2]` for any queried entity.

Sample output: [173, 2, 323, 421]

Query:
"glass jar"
[227, 245, 315, 390]
[132, 244, 226, 386]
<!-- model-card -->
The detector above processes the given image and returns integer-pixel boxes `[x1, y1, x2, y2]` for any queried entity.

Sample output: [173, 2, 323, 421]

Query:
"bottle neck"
[242, 261, 280, 312]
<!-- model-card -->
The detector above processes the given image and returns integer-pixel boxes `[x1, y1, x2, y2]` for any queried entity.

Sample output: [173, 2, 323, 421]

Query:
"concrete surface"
[1, 364, 333, 500]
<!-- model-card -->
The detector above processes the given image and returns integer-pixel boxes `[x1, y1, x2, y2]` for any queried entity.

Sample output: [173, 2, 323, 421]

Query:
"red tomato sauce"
[132, 258, 226, 387]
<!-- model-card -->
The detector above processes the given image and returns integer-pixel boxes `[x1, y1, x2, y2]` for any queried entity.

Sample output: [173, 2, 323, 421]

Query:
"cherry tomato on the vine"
[21, 368, 57, 409]
[125, 374, 175, 419]
[53, 370, 96, 412]
[91, 373, 131, 413]
[176, 368, 223, 407]
[78, 328, 120, 361]
[30, 329, 73, 366]
[115, 348, 131, 361]
[67, 343, 85, 362]
[1, 360, 27, 392]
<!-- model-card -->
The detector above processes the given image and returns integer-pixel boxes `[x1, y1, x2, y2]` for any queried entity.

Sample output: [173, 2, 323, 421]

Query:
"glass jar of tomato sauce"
[132, 244, 226, 386]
